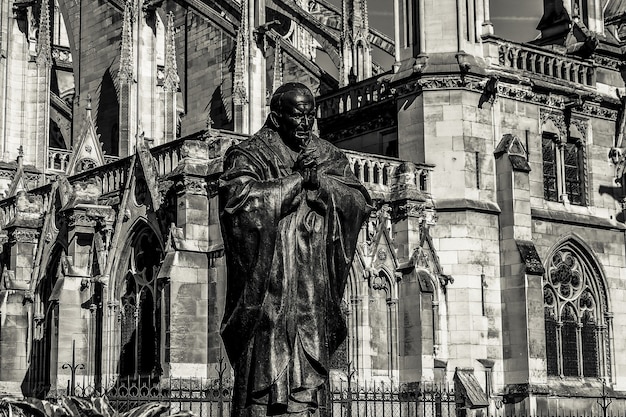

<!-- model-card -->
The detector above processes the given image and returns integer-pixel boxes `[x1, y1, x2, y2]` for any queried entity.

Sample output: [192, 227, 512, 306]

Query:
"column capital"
[174, 175, 208, 196]
[8, 227, 40, 244]
[386, 298, 398, 306]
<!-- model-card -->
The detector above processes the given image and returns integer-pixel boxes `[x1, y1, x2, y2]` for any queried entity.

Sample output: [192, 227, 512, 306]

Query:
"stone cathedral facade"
[2, 0, 626, 414]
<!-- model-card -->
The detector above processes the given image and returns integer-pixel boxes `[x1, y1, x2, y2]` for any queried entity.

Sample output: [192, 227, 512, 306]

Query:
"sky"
[488, 0, 544, 41]
[319, 0, 545, 76]
[333, 0, 545, 43]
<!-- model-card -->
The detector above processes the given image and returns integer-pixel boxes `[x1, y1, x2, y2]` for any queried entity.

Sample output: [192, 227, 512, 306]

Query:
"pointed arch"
[53, 0, 80, 79]
[546, 232, 611, 312]
[349, 246, 367, 300]
[376, 265, 397, 300]
[109, 220, 165, 382]
[543, 234, 611, 380]
[23, 243, 67, 398]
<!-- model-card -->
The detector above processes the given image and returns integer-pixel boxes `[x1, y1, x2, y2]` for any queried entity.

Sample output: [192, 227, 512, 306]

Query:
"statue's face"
[272, 91, 316, 150]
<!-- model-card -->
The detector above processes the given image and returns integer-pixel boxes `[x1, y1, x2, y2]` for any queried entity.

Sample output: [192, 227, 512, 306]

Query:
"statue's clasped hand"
[295, 149, 320, 190]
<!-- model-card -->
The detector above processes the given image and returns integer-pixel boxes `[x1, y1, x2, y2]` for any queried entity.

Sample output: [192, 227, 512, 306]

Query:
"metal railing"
[67, 378, 456, 417]
[79, 377, 232, 417]
[34, 375, 626, 417]
[329, 382, 455, 417]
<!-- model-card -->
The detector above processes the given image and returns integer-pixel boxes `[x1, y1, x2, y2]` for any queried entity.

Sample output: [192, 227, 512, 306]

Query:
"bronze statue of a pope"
[219, 83, 371, 417]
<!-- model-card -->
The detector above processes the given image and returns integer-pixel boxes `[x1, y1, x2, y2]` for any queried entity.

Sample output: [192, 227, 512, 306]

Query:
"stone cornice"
[433, 198, 501, 215]
[593, 54, 622, 71]
[391, 200, 436, 223]
[388, 72, 618, 121]
[531, 207, 626, 231]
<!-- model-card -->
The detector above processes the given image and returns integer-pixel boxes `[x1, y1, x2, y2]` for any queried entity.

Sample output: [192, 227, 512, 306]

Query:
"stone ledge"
[434, 198, 501, 214]
[504, 379, 626, 399]
[531, 207, 626, 231]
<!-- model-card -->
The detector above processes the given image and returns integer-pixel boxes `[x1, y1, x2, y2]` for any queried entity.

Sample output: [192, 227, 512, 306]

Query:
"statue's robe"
[219, 126, 371, 415]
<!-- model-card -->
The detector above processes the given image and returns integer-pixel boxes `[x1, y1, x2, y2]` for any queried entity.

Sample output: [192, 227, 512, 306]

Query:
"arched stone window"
[26, 245, 65, 398]
[543, 239, 610, 379]
[540, 113, 588, 206]
[116, 226, 164, 381]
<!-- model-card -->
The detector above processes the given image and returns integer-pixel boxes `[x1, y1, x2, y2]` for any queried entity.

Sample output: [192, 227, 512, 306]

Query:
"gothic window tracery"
[76, 158, 97, 173]
[118, 228, 163, 380]
[563, 139, 584, 205]
[541, 128, 587, 205]
[543, 242, 608, 379]
[28, 246, 64, 398]
[542, 132, 558, 202]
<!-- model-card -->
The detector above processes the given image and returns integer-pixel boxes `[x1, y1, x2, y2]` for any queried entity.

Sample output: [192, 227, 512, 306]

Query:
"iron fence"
[59, 378, 626, 417]
[73, 377, 232, 417]
[67, 378, 456, 417]
[329, 382, 456, 417]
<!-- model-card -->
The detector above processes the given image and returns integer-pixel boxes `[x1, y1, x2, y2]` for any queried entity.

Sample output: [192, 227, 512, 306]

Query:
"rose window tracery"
[543, 244, 609, 379]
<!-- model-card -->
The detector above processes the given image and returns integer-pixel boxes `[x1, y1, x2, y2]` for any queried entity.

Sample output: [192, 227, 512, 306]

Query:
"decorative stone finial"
[17, 145, 24, 167]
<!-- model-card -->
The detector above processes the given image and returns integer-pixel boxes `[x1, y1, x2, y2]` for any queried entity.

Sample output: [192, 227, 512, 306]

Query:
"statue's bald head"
[270, 83, 315, 114]
[268, 83, 316, 151]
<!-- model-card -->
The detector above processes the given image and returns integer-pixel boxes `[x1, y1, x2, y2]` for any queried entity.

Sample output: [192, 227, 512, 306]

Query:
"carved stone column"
[494, 134, 547, 393]
[0, 192, 43, 394]
[390, 161, 438, 384]
[158, 139, 214, 378]
[54, 179, 112, 393]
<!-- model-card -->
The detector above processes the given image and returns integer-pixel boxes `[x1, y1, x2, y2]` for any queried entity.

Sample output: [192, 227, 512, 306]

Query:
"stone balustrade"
[1, 132, 432, 227]
[48, 148, 119, 173]
[316, 75, 394, 119]
[344, 149, 433, 196]
[86, 158, 133, 196]
[48, 148, 71, 172]
[483, 37, 595, 86]
[0, 195, 17, 227]
[151, 140, 183, 177]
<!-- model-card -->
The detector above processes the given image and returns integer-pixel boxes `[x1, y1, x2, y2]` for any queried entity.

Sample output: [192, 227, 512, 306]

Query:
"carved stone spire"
[163, 12, 180, 92]
[339, 0, 350, 87]
[34, 0, 53, 178]
[118, 0, 136, 85]
[233, 0, 249, 133]
[233, 0, 249, 107]
[271, 38, 283, 93]
[340, 0, 371, 86]
[117, 0, 138, 155]
[36, 0, 52, 66]
[163, 11, 180, 142]
[359, 0, 369, 39]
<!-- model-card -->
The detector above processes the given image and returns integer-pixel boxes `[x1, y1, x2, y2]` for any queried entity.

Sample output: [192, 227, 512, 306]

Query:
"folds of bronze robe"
[219, 126, 371, 415]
